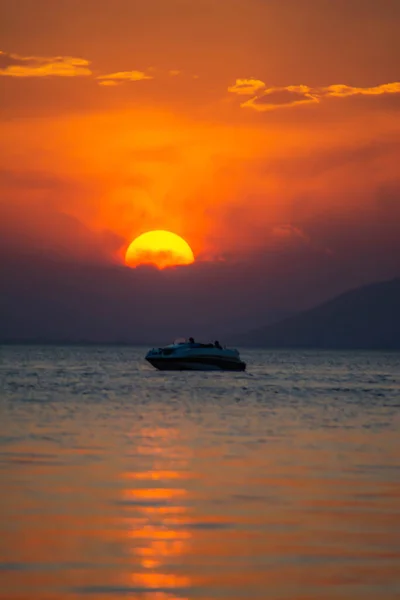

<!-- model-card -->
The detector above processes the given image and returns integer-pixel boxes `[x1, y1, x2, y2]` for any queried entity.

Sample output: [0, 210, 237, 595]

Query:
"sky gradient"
[1, 0, 400, 340]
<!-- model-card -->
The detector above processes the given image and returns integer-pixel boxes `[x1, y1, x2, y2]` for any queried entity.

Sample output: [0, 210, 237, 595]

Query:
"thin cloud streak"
[228, 78, 400, 111]
[97, 70, 154, 85]
[0, 50, 186, 86]
[325, 82, 400, 97]
[0, 51, 91, 77]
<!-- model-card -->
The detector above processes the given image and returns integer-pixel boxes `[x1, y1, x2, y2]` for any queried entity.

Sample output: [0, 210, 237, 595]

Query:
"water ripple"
[0, 345, 399, 600]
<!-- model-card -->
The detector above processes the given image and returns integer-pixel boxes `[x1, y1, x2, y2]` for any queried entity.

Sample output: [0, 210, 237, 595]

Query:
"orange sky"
[1, 0, 400, 268]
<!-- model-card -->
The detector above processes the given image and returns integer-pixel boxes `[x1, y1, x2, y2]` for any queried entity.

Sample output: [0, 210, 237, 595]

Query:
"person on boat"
[214, 340, 222, 349]
[188, 337, 195, 344]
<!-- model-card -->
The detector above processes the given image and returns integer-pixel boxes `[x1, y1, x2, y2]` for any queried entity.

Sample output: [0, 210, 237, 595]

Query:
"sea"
[0, 345, 399, 600]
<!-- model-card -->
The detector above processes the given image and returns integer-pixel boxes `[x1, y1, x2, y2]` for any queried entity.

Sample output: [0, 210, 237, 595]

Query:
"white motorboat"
[145, 338, 246, 371]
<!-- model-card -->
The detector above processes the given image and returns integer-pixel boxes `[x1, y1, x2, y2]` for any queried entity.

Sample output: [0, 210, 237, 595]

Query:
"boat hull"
[146, 356, 246, 372]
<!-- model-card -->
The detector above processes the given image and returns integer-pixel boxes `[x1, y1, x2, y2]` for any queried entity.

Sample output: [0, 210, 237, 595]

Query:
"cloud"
[227, 78, 266, 96]
[97, 70, 153, 86]
[1, 153, 400, 343]
[97, 68, 187, 85]
[0, 50, 191, 89]
[0, 50, 91, 77]
[324, 82, 400, 97]
[0, 200, 123, 265]
[97, 80, 120, 87]
[272, 224, 333, 256]
[272, 224, 310, 243]
[0, 168, 85, 192]
[2, 186, 399, 344]
[228, 78, 400, 111]
[242, 86, 319, 111]
[259, 138, 400, 180]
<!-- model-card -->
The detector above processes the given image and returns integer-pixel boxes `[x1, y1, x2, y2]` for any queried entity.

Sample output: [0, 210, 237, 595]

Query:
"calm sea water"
[0, 345, 399, 600]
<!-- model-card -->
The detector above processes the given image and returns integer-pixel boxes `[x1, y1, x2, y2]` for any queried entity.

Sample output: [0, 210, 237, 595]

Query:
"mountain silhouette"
[232, 278, 400, 350]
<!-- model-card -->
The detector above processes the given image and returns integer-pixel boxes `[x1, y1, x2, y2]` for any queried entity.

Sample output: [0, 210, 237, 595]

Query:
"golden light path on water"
[120, 427, 193, 599]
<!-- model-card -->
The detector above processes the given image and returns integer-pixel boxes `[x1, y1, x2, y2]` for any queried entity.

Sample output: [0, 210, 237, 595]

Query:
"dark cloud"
[0, 201, 124, 265]
[2, 219, 399, 345]
[254, 136, 400, 179]
[295, 183, 400, 276]
[0, 243, 337, 344]
[0, 168, 84, 192]
[1, 176, 399, 344]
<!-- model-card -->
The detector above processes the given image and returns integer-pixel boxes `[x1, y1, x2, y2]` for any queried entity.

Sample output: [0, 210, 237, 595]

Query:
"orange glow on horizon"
[125, 230, 195, 269]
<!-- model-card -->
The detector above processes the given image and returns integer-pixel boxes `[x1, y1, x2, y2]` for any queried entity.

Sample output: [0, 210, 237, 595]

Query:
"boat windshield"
[174, 337, 187, 344]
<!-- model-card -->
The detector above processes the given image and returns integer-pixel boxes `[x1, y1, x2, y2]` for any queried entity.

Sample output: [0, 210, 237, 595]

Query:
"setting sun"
[125, 230, 195, 269]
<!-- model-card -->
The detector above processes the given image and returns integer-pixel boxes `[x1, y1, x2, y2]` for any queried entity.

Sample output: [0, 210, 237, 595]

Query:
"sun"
[125, 230, 195, 269]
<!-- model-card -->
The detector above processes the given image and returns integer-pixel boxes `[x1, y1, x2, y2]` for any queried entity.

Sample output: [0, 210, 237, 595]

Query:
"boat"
[145, 338, 246, 371]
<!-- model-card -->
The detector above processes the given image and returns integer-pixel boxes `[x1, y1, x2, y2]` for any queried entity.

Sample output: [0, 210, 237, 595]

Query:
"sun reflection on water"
[121, 427, 193, 599]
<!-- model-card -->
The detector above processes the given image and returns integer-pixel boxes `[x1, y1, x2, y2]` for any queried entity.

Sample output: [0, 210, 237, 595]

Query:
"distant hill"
[232, 278, 400, 350]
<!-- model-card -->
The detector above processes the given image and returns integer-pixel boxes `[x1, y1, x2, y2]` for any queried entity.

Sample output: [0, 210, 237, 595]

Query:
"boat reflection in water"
[120, 427, 193, 599]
